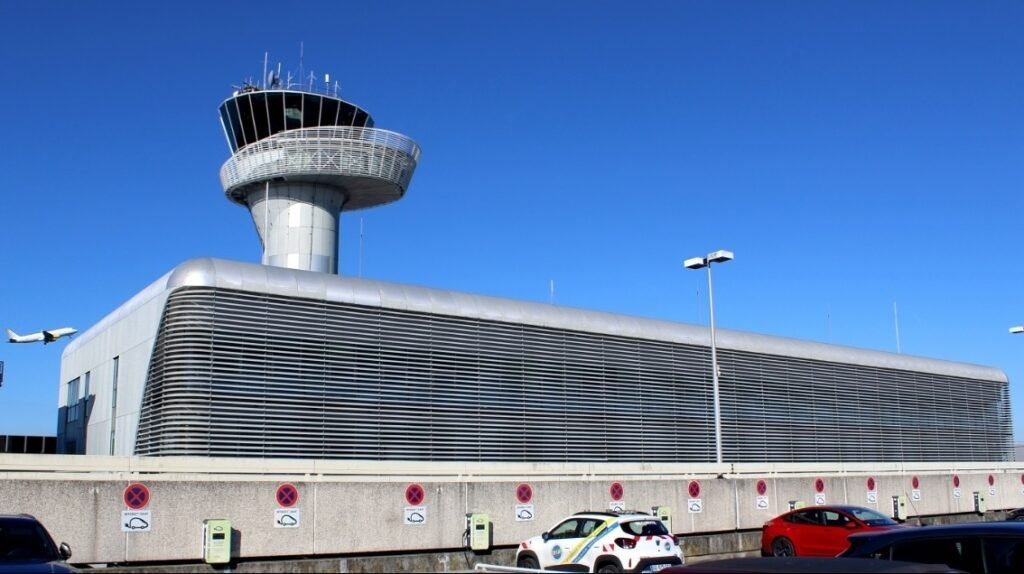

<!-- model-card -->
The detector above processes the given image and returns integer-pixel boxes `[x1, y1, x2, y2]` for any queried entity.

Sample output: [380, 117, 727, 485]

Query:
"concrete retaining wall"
[2, 455, 1022, 566]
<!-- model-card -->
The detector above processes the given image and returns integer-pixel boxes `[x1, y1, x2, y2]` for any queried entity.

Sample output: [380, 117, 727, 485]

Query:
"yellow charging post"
[202, 519, 232, 564]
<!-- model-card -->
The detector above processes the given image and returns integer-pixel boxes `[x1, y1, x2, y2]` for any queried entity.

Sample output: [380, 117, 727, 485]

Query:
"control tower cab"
[218, 74, 420, 274]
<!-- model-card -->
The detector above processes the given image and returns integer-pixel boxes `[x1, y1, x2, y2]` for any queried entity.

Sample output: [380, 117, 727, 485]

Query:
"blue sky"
[1, 1, 1023, 440]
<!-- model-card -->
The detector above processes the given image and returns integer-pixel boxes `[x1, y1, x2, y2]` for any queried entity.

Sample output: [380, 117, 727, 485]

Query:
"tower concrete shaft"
[245, 182, 346, 273]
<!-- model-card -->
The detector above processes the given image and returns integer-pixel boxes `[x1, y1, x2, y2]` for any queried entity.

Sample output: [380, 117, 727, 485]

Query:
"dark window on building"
[267, 92, 285, 136]
[320, 97, 339, 127]
[249, 92, 271, 141]
[224, 100, 244, 151]
[302, 94, 322, 128]
[284, 93, 303, 129]
[66, 378, 80, 423]
[236, 95, 258, 146]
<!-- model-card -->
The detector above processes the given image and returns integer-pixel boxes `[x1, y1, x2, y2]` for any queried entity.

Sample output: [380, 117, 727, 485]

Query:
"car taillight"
[615, 537, 637, 549]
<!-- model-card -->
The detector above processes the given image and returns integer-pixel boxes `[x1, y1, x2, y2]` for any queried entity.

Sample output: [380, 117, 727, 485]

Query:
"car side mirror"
[845, 522, 858, 530]
[59, 542, 72, 560]
[542, 532, 550, 542]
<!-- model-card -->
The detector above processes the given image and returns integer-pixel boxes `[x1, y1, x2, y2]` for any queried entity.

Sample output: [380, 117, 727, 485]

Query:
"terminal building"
[57, 257, 1013, 463]
[57, 65, 1014, 463]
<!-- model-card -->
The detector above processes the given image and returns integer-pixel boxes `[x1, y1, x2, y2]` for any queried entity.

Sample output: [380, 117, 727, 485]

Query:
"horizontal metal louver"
[134, 287, 1013, 462]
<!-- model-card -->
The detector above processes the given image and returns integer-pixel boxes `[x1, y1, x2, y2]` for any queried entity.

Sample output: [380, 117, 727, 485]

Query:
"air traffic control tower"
[218, 73, 420, 274]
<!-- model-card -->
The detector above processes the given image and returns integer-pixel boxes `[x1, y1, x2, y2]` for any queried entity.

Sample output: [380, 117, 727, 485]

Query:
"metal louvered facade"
[132, 276, 1013, 462]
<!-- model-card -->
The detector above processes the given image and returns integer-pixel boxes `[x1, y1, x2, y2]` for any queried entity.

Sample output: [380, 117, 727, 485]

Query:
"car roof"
[571, 510, 654, 520]
[669, 556, 962, 573]
[0, 514, 41, 523]
[849, 520, 1024, 543]
[788, 505, 877, 513]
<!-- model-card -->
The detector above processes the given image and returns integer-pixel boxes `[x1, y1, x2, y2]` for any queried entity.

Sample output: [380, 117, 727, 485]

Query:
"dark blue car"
[839, 521, 1024, 574]
[0, 514, 74, 573]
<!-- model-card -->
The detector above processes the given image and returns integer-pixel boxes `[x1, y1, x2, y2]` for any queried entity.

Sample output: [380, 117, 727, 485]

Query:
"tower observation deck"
[218, 74, 420, 274]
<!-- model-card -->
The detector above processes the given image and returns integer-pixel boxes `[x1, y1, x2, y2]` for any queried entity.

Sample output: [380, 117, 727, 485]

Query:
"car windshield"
[621, 519, 669, 536]
[0, 519, 60, 562]
[849, 507, 898, 526]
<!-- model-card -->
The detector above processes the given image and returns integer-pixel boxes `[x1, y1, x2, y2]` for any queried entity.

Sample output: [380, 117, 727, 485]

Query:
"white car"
[515, 511, 685, 573]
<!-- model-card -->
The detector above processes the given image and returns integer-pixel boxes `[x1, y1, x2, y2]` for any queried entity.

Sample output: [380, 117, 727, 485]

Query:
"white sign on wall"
[953, 488, 962, 499]
[814, 493, 826, 505]
[274, 508, 300, 528]
[515, 504, 535, 522]
[404, 506, 427, 525]
[121, 510, 152, 532]
[609, 501, 625, 512]
[688, 499, 703, 514]
[911, 489, 921, 501]
[756, 496, 769, 510]
[866, 491, 878, 504]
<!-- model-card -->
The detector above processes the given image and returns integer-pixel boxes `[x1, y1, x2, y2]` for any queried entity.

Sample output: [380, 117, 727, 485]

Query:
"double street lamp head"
[684, 250, 735, 270]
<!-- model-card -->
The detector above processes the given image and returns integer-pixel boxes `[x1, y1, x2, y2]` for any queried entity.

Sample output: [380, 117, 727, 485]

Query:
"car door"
[542, 518, 584, 568]
[786, 509, 824, 556]
[818, 509, 857, 556]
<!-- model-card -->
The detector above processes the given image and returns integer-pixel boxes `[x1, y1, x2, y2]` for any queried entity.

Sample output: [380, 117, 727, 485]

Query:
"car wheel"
[596, 563, 624, 573]
[771, 537, 796, 557]
[517, 555, 539, 570]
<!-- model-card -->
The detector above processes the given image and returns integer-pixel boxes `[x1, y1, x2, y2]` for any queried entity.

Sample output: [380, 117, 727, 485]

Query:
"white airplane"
[6, 327, 77, 344]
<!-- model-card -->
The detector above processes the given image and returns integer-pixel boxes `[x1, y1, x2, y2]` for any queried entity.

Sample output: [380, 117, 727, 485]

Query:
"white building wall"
[59, 273, 173, 455]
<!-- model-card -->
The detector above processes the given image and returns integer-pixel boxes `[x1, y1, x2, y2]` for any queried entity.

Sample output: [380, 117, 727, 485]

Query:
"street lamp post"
[684, 249, 734, 464]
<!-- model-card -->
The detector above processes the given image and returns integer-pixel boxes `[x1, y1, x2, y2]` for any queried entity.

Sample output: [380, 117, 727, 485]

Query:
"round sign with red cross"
[988, 474, 995, 487]
[276, 483, 299, 508]
[815, 478, 825, 493]
[405, 483, 425, 506]
[953, 475, 960, 488]
[912, 476, 920, 489]
[123, 483, 150, 510]
[610, 482, 624, 501]
[688, 481, 701, 499]
[756, 480, 768, 496]
[516, 483, 533, 504]
[867, 477, 876, 491]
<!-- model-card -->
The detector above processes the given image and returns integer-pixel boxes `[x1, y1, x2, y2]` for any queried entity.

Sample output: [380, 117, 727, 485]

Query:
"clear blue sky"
[1, 1, 1022, 441]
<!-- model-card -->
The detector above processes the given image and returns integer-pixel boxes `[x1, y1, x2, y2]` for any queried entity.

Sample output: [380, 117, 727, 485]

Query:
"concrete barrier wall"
[1, 455, 1022, 565]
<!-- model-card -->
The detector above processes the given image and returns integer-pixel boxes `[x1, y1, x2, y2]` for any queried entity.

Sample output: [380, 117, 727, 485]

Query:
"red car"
[761, 505, 902, 557]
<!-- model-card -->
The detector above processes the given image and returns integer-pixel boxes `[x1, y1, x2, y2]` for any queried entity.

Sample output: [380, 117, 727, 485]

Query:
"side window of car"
[579, 519, 604, 538]
[982, 537, 1024, 574]
[793, 510, 821, 525]
[549, 519, 580, 540]
[823, 511, 850, 527]
[892, 537, 983, 572]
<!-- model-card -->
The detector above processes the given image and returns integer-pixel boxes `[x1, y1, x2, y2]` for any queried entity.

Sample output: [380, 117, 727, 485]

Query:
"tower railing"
[220, 127, 421, 195]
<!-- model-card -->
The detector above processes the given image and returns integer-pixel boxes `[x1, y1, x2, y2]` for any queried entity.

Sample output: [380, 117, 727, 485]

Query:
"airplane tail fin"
[5, 328, 18, 342]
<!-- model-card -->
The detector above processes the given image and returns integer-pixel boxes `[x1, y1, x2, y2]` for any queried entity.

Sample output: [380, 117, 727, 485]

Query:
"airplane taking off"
[6, 327, 77, 344]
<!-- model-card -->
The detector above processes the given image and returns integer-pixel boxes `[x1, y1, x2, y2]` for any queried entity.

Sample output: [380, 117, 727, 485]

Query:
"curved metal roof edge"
[62, 268, 177, 357]
[69, 257, 1009, 383]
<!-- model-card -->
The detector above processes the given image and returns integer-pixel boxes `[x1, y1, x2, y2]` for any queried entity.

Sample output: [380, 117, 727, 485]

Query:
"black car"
[0, 514, 74, 573]
[839, 521, 1024, 574]
[665, 556, 960, 573]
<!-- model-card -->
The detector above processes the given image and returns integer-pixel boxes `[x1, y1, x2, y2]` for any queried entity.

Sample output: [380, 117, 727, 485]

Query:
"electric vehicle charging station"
[891, 495, 907, 521]
[652, 506, 672, 533]
[202, 519, 232, 564]
[465, 513, 492, 553]
[974, 491, 987, 514]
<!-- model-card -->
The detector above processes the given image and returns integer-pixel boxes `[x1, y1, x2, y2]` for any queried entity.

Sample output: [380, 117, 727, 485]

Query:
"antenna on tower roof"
[262, 51, 268, 89]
